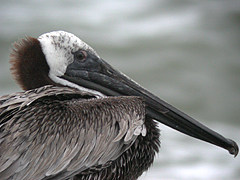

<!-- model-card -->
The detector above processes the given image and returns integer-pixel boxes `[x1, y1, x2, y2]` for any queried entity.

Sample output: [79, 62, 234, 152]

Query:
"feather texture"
[0, 85, 146, 180]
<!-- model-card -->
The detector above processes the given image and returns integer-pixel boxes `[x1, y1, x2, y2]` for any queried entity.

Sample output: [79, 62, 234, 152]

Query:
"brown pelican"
[0, 31, 238, 180]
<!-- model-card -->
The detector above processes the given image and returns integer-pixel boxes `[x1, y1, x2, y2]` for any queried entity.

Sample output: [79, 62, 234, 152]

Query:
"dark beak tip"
[227, 139, 239, 157]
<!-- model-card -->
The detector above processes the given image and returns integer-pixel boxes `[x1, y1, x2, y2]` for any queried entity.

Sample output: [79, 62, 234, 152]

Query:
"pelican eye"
[74, 50, 87, 62]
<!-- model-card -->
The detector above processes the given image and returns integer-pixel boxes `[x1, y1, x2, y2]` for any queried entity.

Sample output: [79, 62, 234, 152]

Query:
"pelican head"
[10, 31, 238, 157]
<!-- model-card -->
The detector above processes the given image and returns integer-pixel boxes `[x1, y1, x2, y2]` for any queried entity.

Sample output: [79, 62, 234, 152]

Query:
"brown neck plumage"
[10, 37, 57, 90]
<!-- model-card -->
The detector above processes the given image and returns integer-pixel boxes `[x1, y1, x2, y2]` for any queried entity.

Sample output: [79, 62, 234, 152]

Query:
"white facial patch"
[38, 31, 99, 77]
[38, 31, 104, 97]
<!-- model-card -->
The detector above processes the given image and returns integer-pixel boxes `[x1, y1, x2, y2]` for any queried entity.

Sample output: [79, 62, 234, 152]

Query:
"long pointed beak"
[63, 58, 238, 157]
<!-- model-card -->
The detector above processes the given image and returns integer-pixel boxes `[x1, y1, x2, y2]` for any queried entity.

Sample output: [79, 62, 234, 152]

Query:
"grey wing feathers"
[0, 85, 90, 117]
[0, 85, 146, 180]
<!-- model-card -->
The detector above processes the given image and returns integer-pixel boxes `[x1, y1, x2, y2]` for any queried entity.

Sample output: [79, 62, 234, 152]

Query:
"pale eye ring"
[74, 50, 87, 62]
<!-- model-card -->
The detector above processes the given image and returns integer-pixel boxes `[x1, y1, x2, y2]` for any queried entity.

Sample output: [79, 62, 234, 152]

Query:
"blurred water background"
[0, 0, 239, 179]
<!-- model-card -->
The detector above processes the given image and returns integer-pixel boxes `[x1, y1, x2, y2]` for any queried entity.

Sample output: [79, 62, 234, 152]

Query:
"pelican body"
[0, 31, 238, 180]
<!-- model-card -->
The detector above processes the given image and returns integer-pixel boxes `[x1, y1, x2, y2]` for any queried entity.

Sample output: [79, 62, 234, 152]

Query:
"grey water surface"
[0, 0, 239, 179]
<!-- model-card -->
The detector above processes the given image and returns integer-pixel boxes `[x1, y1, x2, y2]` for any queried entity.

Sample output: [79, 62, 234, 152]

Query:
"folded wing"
[0, 85, 146, 180]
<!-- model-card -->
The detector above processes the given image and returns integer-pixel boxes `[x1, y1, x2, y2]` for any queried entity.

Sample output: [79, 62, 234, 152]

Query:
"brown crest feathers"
[10, 37, 55, 90]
